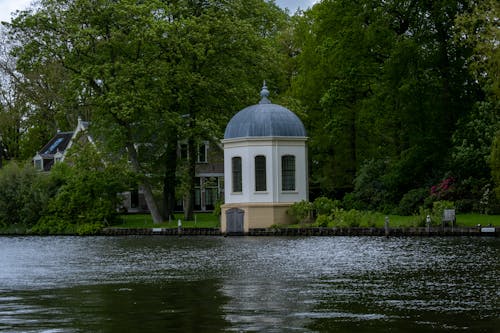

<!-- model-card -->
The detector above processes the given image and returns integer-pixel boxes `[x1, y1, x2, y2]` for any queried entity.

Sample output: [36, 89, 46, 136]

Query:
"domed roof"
[224, 82, 307, 139]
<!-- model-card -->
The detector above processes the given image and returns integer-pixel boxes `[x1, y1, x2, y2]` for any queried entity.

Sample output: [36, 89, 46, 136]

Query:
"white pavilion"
[220, 82, 308, 234]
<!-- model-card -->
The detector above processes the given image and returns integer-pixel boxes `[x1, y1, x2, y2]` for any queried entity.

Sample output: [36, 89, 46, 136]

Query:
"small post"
[384, 216, 389, 237]
[426, 215, 431, 234]
[177, 219, 182, 236]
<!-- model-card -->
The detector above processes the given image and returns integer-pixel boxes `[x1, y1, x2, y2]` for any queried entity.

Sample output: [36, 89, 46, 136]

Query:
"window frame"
[197, 142, 208, 163]
[254, 155, 267, 192]
[232, 156, 242, 193]
[281, 155, 296, 191]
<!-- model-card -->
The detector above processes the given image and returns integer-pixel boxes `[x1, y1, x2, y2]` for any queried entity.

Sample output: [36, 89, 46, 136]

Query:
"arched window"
[255, 155, 267, 191]
[232, 156, 242, 192]
[281, 155, 295, 191]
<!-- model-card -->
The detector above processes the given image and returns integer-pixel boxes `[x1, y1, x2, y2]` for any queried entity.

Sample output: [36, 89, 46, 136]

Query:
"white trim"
[222, 136, 307, 148]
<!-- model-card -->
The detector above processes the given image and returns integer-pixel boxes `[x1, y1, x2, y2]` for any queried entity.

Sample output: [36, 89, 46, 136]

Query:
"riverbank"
[2, 213, 498, 236]
[98, 226, 499, 237]
[117, 213, 500, 228]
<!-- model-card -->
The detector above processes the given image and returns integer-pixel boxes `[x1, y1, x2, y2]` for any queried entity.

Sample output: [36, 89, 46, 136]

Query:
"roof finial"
[259, 80, 270, 104]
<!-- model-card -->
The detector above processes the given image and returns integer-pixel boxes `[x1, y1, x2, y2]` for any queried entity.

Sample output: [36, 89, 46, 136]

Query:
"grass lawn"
[115, 213, 219, 229]
[115, 212, 499, 229]
[386, 214, 499, 227]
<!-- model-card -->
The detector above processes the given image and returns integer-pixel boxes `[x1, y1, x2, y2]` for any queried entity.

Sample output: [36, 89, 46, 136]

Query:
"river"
[0, 236, 498, 332]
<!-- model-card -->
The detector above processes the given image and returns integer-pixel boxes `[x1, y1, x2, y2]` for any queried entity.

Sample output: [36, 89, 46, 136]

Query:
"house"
[32, 117, 92, 171]
[121, 140, 224, 213]
[33, 117, 224, 213]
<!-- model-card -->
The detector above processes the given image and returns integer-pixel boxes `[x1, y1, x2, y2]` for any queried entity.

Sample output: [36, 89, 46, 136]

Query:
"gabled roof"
[33, 117, 93, 172]
[38, 132, 73, 157]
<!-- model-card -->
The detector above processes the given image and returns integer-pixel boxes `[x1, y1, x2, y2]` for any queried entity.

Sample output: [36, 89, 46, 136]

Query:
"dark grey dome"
[224, 83, 306, 139]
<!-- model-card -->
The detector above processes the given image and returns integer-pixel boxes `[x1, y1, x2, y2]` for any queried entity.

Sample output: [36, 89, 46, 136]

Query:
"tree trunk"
[183, 134, 196, 221]
[162, 135, 177, 222]
[126, 142, 163, 224]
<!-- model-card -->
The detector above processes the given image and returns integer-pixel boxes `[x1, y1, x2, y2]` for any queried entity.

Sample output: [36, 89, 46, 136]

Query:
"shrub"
[360, 211, 383, 228]
[314, 214, 332, 227]
[430, 178, 455, 200]
[29, 216, 74, 235]
[76, 222, 104, 235]
[313, 197, 341, 215]
[416, 200, 455, 226]
[397, 188, 429, 215]
[350, 158, 392, 211]
[331, 208, 362, 227]
[287, 200, 313, 224]
[0, 162, 56, 228]
[29, 144, 132, 234]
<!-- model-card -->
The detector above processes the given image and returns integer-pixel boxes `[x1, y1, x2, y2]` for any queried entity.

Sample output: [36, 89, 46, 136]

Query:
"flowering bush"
[430, 177, 455, 200]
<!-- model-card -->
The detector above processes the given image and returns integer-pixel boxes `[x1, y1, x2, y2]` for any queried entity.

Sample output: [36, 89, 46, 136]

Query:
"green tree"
[7, 0, 288, 224]
[8, 0, 182, 223]
[491, 132, 500, 198]
[291, 0, 480, 207]
[0, 162, 56, 227]
[163, 0, 288, 220]
[33, 142, 131, 234]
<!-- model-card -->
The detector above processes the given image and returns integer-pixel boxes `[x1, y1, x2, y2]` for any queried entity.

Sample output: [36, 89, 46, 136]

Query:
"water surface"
[0, 236, 498, 332]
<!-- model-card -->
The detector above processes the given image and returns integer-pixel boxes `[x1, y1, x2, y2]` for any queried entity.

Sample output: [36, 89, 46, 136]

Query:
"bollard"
[426, 215, 431, 234]
[384, 216, 389, 237]
[177, 219, 182, 236]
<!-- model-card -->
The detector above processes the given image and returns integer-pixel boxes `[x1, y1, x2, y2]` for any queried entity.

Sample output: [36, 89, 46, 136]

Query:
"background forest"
[0, 0, 498, 232]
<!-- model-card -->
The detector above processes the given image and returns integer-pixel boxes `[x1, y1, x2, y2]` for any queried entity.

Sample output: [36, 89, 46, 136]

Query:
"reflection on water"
[0, 281, 229, 333]
[0, 236, 498, 332]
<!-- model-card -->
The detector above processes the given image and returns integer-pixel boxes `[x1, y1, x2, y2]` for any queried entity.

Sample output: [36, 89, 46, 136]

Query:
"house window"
[255, 155, 267, 191]
[232, 156, 242, 193]
[197, 142, 208, 163]
[34, 158, 43, 171]
[281, 155, 296, 191]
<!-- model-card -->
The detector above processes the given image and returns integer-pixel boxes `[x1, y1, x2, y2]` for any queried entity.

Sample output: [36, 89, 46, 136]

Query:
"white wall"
[223, 137, 308, 204]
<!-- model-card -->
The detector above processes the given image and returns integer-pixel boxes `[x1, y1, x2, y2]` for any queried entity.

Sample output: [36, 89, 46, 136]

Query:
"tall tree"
[455, 0, 500, 199]
[7, 0, 288, 223]
[291, 0, 479, 205]
[8, 0, 178, 223]
[157, 0, 288, 220]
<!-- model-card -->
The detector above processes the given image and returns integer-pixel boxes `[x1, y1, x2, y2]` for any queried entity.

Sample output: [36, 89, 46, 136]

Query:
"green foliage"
[416, 200, 455, 226]
[292, 0, 483, 208]
[1, 0, 496, 220]
[6, 0, 289, 223]
[26, 143, 133, 234]
[212, 199, 224, 221]
[0, 162, 56, 227]
[491, 131, 500, 200]
[314, 209, 383, 228]
[29, 216, 74, 235]
[314, 214, 332, 228]
[312, 196, 341, 215]
[349, 159, 392, 211]
[287, 200, 313, 224]
[397, 188, 429, 216]
[452, 102, 500, 180]
[331, 209, 362, 228]
[51, 146, 128, 220]
[76, 223, 105, 236]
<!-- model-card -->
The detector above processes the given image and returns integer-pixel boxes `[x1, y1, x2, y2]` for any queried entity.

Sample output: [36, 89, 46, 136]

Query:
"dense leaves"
[290, 0, 498, 213]
[4, 0, 286, 223]
[0, 0, 498, 225]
